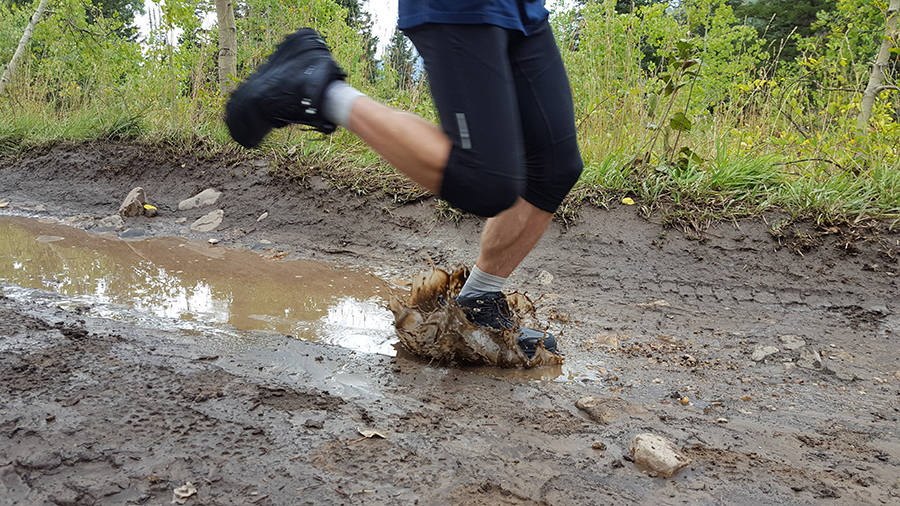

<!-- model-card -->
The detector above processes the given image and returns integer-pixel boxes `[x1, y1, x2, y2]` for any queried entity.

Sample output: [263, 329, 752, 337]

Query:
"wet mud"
[1, 142, 899, 505]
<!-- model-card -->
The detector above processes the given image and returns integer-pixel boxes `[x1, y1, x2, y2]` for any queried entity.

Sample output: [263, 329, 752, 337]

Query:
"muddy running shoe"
[226, 28, 346, 148]
[455, 292, 558, 358]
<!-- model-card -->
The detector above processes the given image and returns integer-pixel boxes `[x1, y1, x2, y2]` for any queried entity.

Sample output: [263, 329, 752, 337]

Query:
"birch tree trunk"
[858, 0, 900, 131]
[0, 0, 50, 98]
[216, 0, 237, 94]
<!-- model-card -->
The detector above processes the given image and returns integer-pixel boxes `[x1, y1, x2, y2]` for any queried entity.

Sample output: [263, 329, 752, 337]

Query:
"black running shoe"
[226, 28, 347, 148]
[455, 292, 558, 357]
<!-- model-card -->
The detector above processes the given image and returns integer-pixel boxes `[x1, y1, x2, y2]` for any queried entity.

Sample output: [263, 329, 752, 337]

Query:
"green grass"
[2, 0, 898, 233]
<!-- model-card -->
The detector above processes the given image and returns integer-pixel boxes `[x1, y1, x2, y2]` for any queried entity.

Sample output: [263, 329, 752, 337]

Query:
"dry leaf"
[172, 482, 197, 504]
[347, 427, 389, 445]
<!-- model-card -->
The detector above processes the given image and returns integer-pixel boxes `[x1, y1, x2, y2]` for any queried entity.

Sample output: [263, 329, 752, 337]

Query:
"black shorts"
[404, 20, 584, 217]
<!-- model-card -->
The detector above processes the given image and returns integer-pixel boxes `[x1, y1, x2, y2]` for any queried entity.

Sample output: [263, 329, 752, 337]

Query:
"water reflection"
[0, 216, 397, 355]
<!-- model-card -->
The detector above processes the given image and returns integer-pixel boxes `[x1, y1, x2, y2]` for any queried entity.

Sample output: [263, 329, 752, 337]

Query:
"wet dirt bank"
[1, 142, 899, 505]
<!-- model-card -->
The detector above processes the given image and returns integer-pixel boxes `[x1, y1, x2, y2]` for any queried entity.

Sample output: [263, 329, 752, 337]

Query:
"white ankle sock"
[322, 81, 364, 128]
[458, 265, 506, 298]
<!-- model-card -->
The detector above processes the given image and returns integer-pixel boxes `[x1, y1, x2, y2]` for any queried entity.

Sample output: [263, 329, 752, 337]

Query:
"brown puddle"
[0, 216, 397, 354]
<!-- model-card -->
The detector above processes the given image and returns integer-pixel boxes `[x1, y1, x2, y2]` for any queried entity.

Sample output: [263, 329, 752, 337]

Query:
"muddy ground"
[1, 142, 899, 505]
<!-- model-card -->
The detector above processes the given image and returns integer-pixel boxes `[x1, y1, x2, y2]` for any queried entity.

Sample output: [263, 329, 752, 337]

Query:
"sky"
[364, 0, 398, 55]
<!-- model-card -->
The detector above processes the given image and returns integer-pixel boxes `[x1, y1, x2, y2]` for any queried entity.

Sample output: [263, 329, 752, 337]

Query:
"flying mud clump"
[389, 267, 562, 368]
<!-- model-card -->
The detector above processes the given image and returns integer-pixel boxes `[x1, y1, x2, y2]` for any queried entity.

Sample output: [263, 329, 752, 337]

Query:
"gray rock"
[119, 228, 145, 239]
[118, 187, 147, 217]
[178, 189, 221, 211]
[191, 209, 224, 232]
[780, 334, 807, 350]
[629, 433, 691, 477]
[825, 364, 858, 382]
[797, 348, 823, 370]
[751, 345, 780, 362]
[575, 396, 652, 424]
[95, 215, 125, 230]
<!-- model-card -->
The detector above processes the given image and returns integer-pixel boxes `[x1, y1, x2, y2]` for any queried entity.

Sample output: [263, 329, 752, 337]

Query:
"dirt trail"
[1, 142, 899, 505]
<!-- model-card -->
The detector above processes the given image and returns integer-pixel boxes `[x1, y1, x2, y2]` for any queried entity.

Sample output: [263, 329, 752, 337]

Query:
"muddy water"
[0, 216, 602, 381]
[0, 216, 397, 354]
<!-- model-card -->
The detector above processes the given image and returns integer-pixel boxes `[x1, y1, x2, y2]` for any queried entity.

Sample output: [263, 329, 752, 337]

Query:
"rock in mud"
[389, 267, 562, 368]
[575, 396, 652, 424]
[94, 214, 125, 230]
[797, 347, 823, 370]
[118, 187, 147, 217]
[191, 209, 224, 232]
[179, 188, 221, 210]
[629, 433, 691, 477]
[751, 345, 779, 362]
[779, 334, 806, 350]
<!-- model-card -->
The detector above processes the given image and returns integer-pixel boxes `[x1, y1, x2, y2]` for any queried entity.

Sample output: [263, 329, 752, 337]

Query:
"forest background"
[1, 0, 898, 229]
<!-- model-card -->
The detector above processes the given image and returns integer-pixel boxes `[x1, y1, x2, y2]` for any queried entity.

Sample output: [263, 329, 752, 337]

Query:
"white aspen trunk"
[216, 0, 237, 94]
[0, 0, 50, 97]
[858, 0, 900, 131]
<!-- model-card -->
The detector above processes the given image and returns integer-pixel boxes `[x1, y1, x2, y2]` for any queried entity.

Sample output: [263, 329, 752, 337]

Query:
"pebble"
[178, 188, 221, 210]
[751, 345, 779, 362]
[191, 209, 224, 233]
[629, 433, 691, 477]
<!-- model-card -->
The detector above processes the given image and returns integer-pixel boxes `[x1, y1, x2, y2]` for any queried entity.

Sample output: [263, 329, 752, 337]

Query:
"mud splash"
[390, 267, 563, 368]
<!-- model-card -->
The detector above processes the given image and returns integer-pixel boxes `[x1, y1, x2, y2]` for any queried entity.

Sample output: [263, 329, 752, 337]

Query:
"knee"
[441, 172, 521, 217]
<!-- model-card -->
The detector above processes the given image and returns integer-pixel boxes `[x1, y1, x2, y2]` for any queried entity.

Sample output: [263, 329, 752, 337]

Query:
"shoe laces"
[462, 295, 516, 330]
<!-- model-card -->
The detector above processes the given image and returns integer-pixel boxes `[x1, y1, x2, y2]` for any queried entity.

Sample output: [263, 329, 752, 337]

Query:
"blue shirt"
[398, 0, 550, 35]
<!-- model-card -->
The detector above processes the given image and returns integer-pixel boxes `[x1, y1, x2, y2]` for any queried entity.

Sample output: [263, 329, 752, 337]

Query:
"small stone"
[538, 270, 554, 285]
[191, 209, 224, 233]
[797, 348, 823, 370]
[175, 217, 187, 224]
[832, 369, 857, 382]
[751, 345, 779, 362]
[594, 333, 619, 348]
[715, 418, 728, 423]
[629, 433, 691, 477]
[257, 212, 269, 222]
[208, 238, 219, 245]
[779, 335, 807, 350]
[94, 214, 125, 230]
[178, 188, 222, 211]
[680, 396, 690, 405]
[118, 187, 147, 217]
[592, 441, 607, 450]
[575, 396, 652, 424]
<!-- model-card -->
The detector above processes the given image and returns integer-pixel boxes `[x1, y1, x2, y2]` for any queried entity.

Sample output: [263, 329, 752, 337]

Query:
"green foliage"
[732, 0, 836, 62]
[384, 28, 417, 90]
[1, 0, 899, 225]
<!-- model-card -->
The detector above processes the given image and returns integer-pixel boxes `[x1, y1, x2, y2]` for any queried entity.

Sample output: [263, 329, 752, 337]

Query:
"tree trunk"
[216, 0, 237, 94]
[858, 0, 900, 131]
[0, 0, 50, 98]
